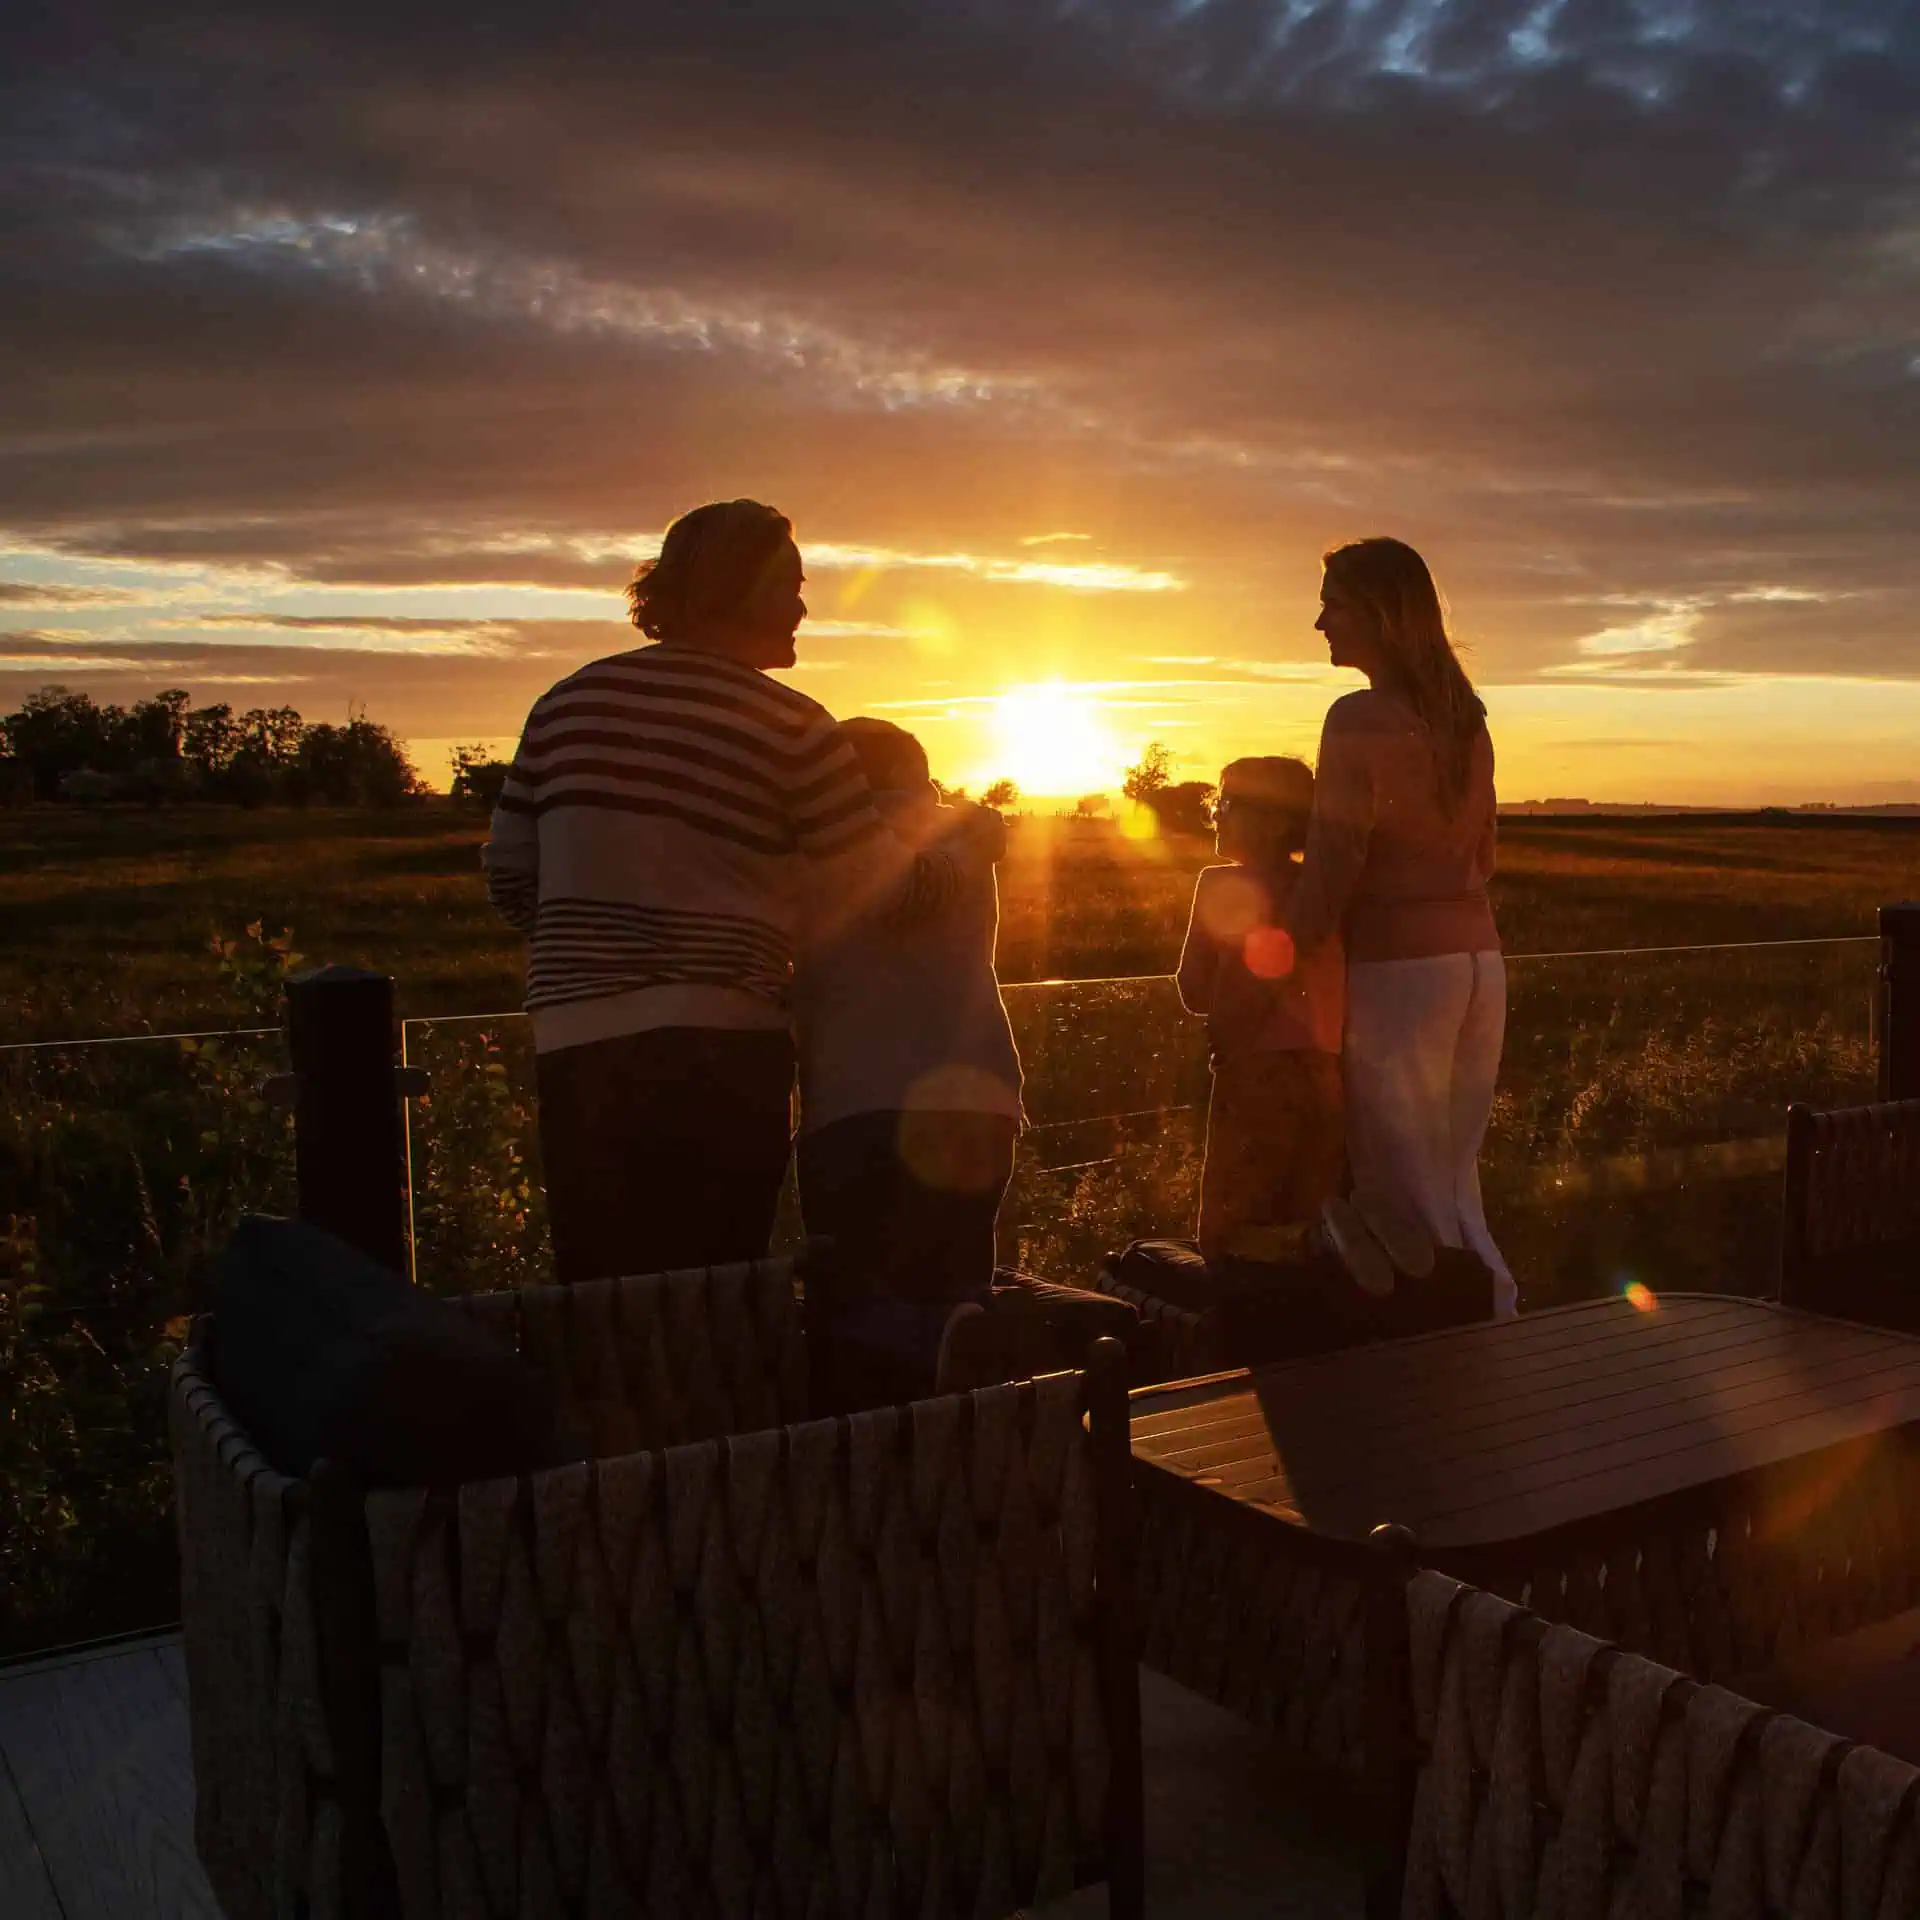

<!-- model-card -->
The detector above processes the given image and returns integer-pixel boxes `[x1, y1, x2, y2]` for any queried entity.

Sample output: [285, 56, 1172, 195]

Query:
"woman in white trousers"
[1288, 537, 1516, 1316]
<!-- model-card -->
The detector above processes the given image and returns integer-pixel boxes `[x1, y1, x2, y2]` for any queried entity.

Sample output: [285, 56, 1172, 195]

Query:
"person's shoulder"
[1323, 688, 1403, 732]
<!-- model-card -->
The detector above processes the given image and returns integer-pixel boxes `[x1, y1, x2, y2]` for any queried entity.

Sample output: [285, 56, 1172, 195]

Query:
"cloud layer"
[3, 0, 1917, 791]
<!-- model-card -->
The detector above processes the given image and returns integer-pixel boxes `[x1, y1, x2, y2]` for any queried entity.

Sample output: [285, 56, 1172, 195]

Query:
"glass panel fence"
[404, 938, 1880, 1302]
[0, 1029, 292, 1657]
[1490, 938, 1878, 1307]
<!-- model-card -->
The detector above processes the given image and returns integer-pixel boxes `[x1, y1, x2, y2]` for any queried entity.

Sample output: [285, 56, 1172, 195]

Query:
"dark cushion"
[1104, 1238, 1235, 1314]
[1105, 1235, 1495, 1364]
[211, 1214, 584, 1485]
[990, 1268, 1143, 1371]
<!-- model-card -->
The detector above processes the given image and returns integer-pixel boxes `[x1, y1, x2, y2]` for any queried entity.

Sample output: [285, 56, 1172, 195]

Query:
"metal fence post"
[283, 965, 409, 1273]
[1881, 902, 1920, 1102]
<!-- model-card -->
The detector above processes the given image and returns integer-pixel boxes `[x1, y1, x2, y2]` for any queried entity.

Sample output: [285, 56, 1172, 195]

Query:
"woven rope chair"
[172, 1254, 1143, 1920]
[1781, 1098, 1920, 1325]
[1391, 1566, 1920, 1918]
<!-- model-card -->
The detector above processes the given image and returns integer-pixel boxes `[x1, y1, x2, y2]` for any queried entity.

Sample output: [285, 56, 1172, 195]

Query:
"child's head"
[841, 717, 933, 798]
[1216, 756, 1313, 864]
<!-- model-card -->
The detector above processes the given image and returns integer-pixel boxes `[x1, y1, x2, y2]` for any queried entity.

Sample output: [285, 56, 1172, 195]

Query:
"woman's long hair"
[1324, 536, 1486, 809]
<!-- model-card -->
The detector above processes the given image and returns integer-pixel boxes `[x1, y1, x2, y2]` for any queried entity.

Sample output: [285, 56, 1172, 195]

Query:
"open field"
[5, 805, 1920, 1041]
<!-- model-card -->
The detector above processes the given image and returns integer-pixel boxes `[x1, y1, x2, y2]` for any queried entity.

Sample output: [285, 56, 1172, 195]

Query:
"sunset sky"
[5, 2, 1917, 801]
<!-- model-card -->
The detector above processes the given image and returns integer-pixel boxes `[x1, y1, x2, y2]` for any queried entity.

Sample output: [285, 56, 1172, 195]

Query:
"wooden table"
[1128, 1294, 1920, 1771]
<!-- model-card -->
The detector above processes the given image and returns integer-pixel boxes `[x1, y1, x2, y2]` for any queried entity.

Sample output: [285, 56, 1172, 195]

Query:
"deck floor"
[0, 1634, 219, 1919]
[0, 1634, 1364, 1919]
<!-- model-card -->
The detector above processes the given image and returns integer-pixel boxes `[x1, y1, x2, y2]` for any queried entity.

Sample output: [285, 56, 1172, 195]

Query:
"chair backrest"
[170, 1338, 336, 1920]
[348, 1345, 1142, 1919]
[446, 1254, 810, 1455]
[1399, 1567, 1920, 1917]
[1781, 1098, 1920, 1321]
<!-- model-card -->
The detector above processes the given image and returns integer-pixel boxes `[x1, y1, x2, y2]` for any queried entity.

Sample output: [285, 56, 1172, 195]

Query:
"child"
[1177, 756, 1349, 1269]
[792, 719, 1022, 1391]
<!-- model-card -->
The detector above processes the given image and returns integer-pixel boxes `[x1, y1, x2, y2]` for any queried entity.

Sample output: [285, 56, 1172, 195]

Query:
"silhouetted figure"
[1177, 755, 1345, 1265]
[1288, 536, 1515, 1314]
[484, 500, 948, 1283]
[793, 717, 1020, 1372]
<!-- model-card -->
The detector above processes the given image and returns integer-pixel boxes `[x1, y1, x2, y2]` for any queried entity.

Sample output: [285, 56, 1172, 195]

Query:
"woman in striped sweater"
[484, 499, 958, 1284]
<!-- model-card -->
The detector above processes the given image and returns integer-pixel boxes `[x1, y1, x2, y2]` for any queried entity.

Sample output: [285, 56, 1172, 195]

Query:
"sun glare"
[982, 682, 1127, 796]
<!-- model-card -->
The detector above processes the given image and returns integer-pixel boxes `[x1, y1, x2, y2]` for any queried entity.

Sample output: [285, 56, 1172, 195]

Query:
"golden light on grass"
[984, 681, 1127, 796]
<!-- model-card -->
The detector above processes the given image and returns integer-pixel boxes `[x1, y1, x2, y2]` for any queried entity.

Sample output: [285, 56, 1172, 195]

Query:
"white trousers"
[1344, 951, 1516, 1317]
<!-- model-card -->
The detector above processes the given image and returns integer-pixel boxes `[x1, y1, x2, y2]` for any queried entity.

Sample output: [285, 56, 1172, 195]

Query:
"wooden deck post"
[1088, 1336, 1146, 1920]
[1363, 1521, 1419, 1920]
[284, 965, 409, 1273]
[1882, 902, 1920, 1102]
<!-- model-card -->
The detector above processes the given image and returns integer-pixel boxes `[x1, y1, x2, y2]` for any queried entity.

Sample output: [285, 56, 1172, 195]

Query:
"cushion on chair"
[1104, 1237, 1228, 1314]
[211, 1213, 584, 1484]
[1105, 1234, 1495, 1367]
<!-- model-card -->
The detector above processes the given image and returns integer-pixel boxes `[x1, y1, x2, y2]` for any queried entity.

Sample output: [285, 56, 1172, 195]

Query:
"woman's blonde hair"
[1323, 536, 1485, 809]
[626, 499, 793, 641]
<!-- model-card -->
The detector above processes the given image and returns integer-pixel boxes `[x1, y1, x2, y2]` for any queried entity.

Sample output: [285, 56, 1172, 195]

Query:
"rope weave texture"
[172, 1349, 337, 1920]
[1403, 1567, 1920, 1919]
[369, 1372, 1114, 1918]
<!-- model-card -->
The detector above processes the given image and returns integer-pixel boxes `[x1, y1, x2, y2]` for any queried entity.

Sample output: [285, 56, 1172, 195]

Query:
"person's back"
[1295, 685, 1498, 963]
[1177, 757, 1345, 1265]
[483, 500, 942, 1285]
[794, 783, 1020, 1134]
[792, 719, 1022, 1363]
[497, 640, 885, 1035]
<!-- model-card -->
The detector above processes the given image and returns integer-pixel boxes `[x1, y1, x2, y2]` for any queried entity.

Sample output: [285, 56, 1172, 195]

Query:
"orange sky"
[6, 4, 1919, 805]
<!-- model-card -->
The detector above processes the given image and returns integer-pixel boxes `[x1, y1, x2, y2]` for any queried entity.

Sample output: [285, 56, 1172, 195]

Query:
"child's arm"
[481, 723, 540, 932]
[1176, 871, 1224, 1015]
[786, 714, 959, 926]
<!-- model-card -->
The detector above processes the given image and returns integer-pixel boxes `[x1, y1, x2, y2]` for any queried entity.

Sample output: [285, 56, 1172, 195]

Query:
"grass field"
[4, 804, 1919, 1041]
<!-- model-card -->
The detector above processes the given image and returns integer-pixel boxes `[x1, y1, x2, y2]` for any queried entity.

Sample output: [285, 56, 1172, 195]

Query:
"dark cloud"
[2, 0, 1917, 693]
[0, 580, 140, 605]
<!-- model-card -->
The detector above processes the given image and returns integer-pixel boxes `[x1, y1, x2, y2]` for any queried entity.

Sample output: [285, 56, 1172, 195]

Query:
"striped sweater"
[483, 643, 934, 1046]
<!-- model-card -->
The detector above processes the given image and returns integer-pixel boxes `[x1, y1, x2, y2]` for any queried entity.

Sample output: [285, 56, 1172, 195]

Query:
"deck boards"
[0, 1637, 218, 1920]
[0, 1740, 62, 1920]
[1131, 1294, 1920, 1548]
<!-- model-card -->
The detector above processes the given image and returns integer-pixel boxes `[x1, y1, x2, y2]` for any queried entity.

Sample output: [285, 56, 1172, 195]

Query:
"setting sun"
[979, 682, 1128, 797]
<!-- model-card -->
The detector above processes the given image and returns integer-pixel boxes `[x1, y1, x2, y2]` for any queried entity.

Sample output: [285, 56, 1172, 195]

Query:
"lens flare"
[1623, 1280, 1658, 1313]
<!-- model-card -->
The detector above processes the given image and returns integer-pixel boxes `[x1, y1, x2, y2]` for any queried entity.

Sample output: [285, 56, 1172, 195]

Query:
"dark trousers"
[796, 1108, 1016, 1320]
[534, 1026, 795, 1285]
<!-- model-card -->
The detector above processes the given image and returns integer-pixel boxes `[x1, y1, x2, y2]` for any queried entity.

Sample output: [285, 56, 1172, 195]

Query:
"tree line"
[0, 685, 426, 806]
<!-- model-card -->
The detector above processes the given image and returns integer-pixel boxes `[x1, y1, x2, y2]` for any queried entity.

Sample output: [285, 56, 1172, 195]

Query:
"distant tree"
[1141, 779, 1218, 838]
[932, 778, 970, 804]
[294, 718, 425, 806]
[449, 743, 513, 810]
[184, 703, 243, 784]
[980, 777, 1019, 811]
[0, 683, 422, 807]
[1075, 793, 1109, 817]
[0, 687, 124, 798]
[127, 689, 190, 763]
[1121, 741, 1175, 805]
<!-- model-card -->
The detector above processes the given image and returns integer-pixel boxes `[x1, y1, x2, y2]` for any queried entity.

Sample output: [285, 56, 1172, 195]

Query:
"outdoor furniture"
[171, 1257, 1144, 1920]
[1781, 1096, 1920, 1326]
[1129, 1293, 1920, 1779]
[1096, 1237, 1493, 1385]
[1388, 1565, 1920, 1917]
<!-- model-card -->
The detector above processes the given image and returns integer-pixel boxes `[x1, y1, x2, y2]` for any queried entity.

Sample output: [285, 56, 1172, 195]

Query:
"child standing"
[792, 719, 1022, 1389]
[1177, 757, 1347, 1267]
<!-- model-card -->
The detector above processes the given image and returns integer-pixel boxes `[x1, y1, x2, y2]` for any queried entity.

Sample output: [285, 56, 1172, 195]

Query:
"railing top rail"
[0, 1023, 281, 1056]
